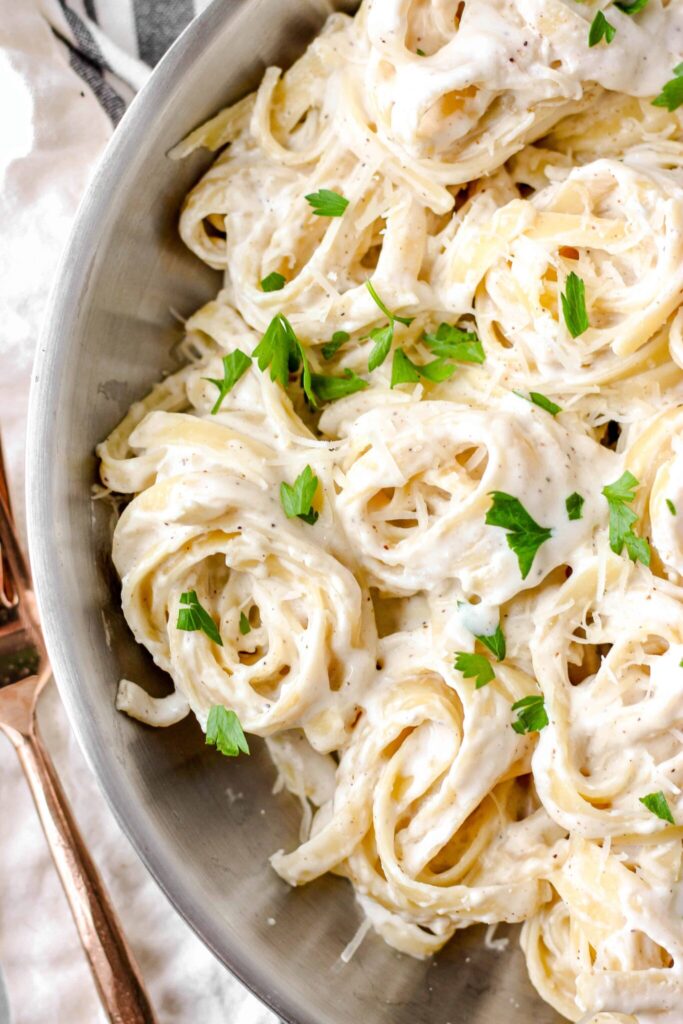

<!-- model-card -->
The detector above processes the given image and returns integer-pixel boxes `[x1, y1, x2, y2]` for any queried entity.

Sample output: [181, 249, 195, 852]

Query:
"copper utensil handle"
[12, 722, 156, 1024]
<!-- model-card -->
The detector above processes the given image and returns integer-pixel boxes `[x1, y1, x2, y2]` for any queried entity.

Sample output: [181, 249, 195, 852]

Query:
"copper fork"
[0, 438, 157, 1024]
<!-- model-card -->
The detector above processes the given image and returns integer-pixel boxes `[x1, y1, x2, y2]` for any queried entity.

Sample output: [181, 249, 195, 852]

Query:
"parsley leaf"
[511, 695, 549, 734]
[280, 465, 319, 525]
[588, 10, 616, 46]
[614, 0, 649, 12]
[391, 348, 420, 387]
[653, 65, 683, 112]
[476, 624, 506, 661]
[177, 590, 223, 646]
[423, 323, 486, 363]
[203, 349, 252, 414]
[601, 471, 651, 565]
[639, 790, 675, 824]
[416, 48, 426, 56]
[390, 348, 457, 388]
[514, 390, 562, 416]
[561, 272, 590, 338]
[253, 314, 319, 407]
[565, 492, 585, 521]
[305, 189, 349, 217]
[667, 498, 677, 516]
[310, 369, 369, 401]
[454, 651, 496, 689]
[366, 281, 414, 326]
[206, 706, 250, 757]
[367, 323, 395, 372]
[253, 314, 297, 389]
[322, 330, 350, 360]
[239, 612, 251, 635]
[485, 492, 553, 579]
[260, 272, 286, 292]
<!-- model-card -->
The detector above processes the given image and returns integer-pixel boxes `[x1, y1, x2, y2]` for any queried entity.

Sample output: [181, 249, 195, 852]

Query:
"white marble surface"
[0, 3, 277, 1021]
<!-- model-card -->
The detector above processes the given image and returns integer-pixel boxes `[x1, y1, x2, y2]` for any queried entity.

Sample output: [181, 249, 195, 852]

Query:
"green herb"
[366, 281, 414, 327]
[239, 612, 251, 635]
[260, 272, 286, 292]
[588, 10, 616, 46]
[514, 391, 562, 416]
[280, 465, 319, 525]
[390, 348, 457, 387]
[322, 330, 350, 360]
[652, 65, 683, 112]
[423, 323, 486, 363]
[253, 314, 318, 407]
[310, 369, 369, 401]
[177, 590, 223, 646]
[305, 189, 349, 217]
[203, 350, 252, 414]
[667, 498, 677, 516]
[679, 658, 683, 668]
[416, 48, 426, 56]
[476, 624, 506, 661]
[614, 0, 649, 13]
[601, 471, 651, 566]
[391, 348, 420, 386]
[639, 790, 675, 824]
[485, 492, 553, 579]
[565, 492, 585, 521]
[511, 695, 549, 734]
[206, 706, 250, 757]
[365, 282, 414, 372]
[253, 314, 298, 390]
[561, 272, 590, 338]
[454, 651, 496, 689]
[367, 323, 395, 372]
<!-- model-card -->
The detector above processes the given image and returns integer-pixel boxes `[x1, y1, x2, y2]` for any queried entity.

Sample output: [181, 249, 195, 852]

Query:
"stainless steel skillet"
[27, 1, 562, 1020]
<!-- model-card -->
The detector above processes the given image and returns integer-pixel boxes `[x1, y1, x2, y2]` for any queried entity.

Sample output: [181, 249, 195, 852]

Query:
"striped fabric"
[45, 0, 214, 124]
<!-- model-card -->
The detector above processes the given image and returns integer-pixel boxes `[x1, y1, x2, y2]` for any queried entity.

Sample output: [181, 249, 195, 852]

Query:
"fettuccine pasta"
[99, 1, 683, 1020]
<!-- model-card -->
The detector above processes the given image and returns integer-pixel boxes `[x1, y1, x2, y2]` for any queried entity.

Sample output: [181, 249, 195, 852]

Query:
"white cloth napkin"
[0, 2, 277, 1022]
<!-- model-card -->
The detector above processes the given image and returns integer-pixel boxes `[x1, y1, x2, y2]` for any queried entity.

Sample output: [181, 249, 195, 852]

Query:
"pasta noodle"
[99, 1, 683, 1019]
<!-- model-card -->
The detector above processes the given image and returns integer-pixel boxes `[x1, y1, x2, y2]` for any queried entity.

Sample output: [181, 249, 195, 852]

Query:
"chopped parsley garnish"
[367, 323, 395, 372]
[203, 349, 252, 414]
[364, 282, 414, 371]
[310, 369, 369, 401]
[653, 64, 683, 112]
[667, 498, 677, 516]
[561, 271, 590, 338]
[423, 323, 485, 363]
[565, 492, 585, 521]
[253, 314, 318, 407]
[639, 790, 675, 824]
[588, 10, 616, 46]
[614, 0, 649, 13]
[260, 272, 286, 292]
[280, 465, 319, 525]
[514, 391, 562, 416]
[253, 314, 298, 390]
[476, 624, 506, 662]
[485, 492, 553, 579]
[206, 706, 250, 758]
[390, 348, 457, 387]
[366, 281, 414, 327]
[454, 651, 496, 689]
[601, 471, 651, 566]
[239, 612, 251, 635]
[511, 695, 549, 734]
[305, 189, 349, 217]
[322, 330, 350, 360]
[177, 590, 223, 646]
[416, 48, 426, 56]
